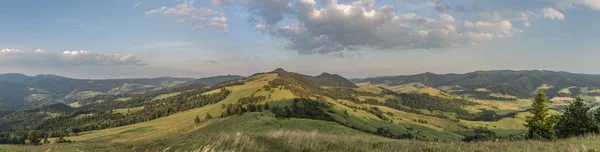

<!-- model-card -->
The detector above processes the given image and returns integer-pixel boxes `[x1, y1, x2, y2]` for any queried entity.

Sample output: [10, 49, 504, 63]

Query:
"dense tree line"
[0, 132, 25, 144]
[270, 98, 333, 121]
[237, 96, 266, 105]
[219, 95, 267, 118]
[454, 90, 517, 101]
[463, 127, 497, 142]
[2, 88, 231, 139]
[382, 93, 516, 121]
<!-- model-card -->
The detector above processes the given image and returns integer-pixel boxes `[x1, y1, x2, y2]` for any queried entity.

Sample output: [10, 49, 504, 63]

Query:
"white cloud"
[440, 13, 454, 22]
[553, 0, 600, 10]
[464, 20, 522, 38]
[146, 1, 229, 32]
[0, 49, 145, 66]
[542, 7, 565, 20]
[145, 0, 569, 55]
[1, 48, 19, 53]
[518, 11, 538, 27]
[34, 49, 47, 53]
[515, 7, 564, 27]
[583, 0, 600, 9]
[210, 17, 229, 32]
[252, 0, 526, 54]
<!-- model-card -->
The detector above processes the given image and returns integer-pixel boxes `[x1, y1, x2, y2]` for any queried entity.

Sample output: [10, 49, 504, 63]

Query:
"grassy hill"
[354, 70, 600, 99]
[311, 73, 358, 88]
[7, 70, 526, 141]
[1, 113, 600, 152]
[0, 74, 242, 110]
[2, 69, 600, 151]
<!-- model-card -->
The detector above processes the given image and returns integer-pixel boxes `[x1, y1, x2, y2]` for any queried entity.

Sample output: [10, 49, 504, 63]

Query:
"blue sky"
[0, 0, 599, 79]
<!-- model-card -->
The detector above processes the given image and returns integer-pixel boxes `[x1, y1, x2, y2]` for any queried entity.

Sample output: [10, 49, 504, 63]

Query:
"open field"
[3, 113, 600, 152]
[112, 106, 144, 114]
[558, 86, 577, 95]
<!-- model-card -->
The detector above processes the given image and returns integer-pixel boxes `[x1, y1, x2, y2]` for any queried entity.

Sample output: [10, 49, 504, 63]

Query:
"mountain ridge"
[354, 70, 600, 99]
[0, 73, 243, 110]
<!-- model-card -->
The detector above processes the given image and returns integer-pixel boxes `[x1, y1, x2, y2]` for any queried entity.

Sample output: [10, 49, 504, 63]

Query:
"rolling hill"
[0, 69, 529, 141]
[0, 73, 242, 110]
[354, 70, 600, 100]
[1, 69, 600, 151]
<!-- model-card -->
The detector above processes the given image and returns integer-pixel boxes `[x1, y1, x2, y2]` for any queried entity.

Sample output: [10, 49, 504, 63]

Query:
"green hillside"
[1, 113, 600, 152]
[0, 74, 242, 110]
[354, 70, 600, 99]
[1, 69, 600, 151]
[2, 70, 525, 141]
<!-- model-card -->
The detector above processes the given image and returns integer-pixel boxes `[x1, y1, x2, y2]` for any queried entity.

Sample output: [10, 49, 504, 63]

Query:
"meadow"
[1, 113, 600, 152]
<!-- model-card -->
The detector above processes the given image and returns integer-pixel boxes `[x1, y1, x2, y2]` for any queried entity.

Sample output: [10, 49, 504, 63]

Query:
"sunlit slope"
[4, 113, 600, 152]
[62, 72, 459, 143]
[63, 71, 541, 144]
[64, 74, 281, 143]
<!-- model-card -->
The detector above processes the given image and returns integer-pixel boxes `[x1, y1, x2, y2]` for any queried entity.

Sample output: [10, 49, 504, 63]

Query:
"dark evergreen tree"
[194, 115, 201, 124]
[594, 108, 600, 124]
[555, 97, 599, 138]
[205, 113, 212, 119]
[26, 131, 40, 145]
[525, 91, 557, 140]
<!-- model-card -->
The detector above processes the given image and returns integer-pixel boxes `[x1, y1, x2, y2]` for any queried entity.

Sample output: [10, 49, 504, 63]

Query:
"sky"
[1, 0, 600, 79]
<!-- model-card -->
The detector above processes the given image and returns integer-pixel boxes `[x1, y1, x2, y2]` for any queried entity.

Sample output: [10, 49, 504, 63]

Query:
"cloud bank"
[250, 0, 538, 54]
[149, 0, 576, 55]
[0, 49, 146, 67]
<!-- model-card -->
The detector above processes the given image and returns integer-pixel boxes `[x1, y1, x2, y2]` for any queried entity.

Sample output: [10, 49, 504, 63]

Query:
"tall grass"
[3, 113, 600, 152]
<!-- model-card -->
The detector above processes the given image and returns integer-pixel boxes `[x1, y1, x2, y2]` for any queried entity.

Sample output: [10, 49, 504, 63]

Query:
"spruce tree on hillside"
[205, 113, 212, 119]
[525, 91, 557, 140]
[594, 109, 600, 123]
[194, 115, 201, 124]
[555, 97, 599, 138]
[26, 131, 41, 145]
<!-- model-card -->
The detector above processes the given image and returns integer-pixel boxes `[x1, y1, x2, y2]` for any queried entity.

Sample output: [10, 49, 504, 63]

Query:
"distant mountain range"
[0, 73, 242, 110]
[5, 68, 600, 146]
[4, 69, 600, 111]
[353, 70, 600, 99]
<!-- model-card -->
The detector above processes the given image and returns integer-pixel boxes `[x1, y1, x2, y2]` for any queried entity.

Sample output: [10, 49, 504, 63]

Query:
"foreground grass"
[3, 113, 600, 152]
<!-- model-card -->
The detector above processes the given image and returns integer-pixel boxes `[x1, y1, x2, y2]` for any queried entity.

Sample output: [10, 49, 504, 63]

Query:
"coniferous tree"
[555, 97, 599, 138]
[594, 108, 600, 124]
[26, 131, 41, 145]
[205, 113, 212, 119]
[264, 103, 270, 110]
[525, 91, 557, 140]
[194, 115, 201, 124]
[256, 104, 263, 112]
